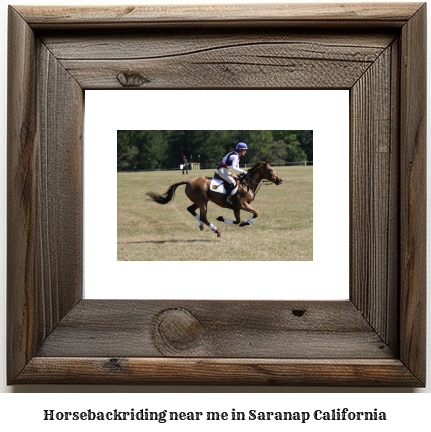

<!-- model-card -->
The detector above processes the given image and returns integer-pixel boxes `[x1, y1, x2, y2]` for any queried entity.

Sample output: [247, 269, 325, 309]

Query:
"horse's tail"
[146, 181, 188, 205]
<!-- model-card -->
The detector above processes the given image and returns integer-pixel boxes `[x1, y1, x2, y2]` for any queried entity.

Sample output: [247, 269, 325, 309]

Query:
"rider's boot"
[224, 183, 235, 207]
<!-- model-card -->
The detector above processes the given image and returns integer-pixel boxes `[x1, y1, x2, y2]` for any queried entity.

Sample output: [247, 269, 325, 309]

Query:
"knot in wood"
[292, 308, 306, 317]
[108, 358, 123, 369]
[116, 71, 150, 87]
[154, 308, 203, 351]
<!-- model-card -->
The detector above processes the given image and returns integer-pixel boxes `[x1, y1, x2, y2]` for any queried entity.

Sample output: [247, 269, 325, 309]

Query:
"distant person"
[217, 142, 249, 205]
[182, 156, 188, 174]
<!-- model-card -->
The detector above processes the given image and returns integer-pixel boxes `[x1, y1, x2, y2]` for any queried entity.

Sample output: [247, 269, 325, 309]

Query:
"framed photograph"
[86, 90, 348, 301]
[7, 3, 426, 386]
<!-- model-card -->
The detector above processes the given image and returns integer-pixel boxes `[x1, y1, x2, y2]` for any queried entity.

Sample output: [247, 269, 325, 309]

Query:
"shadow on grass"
[119, 239, 214, 244]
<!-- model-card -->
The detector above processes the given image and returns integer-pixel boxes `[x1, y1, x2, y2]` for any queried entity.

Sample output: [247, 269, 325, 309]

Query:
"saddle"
[213, 173, 240, 191]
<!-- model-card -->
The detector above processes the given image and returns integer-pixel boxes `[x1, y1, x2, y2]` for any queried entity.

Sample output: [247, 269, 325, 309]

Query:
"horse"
[146, 160, 283, 237]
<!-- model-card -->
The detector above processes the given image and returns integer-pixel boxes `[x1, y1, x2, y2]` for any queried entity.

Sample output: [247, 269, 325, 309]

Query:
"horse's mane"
[238, 161, 267, 188]
[248, 161, 266, 173]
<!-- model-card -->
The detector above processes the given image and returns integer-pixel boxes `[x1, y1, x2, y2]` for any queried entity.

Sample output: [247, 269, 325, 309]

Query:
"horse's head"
[262, 160, 282, 185]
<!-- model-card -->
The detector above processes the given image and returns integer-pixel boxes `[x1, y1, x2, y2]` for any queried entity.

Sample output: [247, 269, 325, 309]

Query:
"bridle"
[262, 163, 280, 183]
[239, 163, 280, 200]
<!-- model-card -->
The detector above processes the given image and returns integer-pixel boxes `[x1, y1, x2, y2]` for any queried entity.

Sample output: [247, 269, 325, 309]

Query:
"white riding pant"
[218, 167, 236, 187]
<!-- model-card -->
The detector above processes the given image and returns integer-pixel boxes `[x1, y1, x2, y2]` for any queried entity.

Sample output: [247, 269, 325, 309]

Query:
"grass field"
[117, 166, 312, 261]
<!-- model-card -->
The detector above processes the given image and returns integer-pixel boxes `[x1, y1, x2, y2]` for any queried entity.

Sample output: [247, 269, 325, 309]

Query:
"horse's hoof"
[239, 221, 250, 227]
[199, 226, 204, 231]
[217, 216, 224, 222]
[217, 234, 223, 238]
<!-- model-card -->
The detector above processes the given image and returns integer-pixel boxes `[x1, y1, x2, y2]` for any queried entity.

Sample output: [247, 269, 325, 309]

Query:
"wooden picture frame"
[7, 3, 426, 386]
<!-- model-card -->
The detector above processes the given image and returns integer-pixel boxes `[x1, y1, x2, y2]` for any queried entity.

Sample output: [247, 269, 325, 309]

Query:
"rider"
[217, 142, 249, 206]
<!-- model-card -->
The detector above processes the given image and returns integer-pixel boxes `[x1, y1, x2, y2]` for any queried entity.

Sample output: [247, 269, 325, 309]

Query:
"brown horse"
[146, 160, 282, 237]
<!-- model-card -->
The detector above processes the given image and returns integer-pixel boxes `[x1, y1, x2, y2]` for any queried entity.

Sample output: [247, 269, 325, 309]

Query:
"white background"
[0, 0, 429, 424]
[84, 90, 349, 300]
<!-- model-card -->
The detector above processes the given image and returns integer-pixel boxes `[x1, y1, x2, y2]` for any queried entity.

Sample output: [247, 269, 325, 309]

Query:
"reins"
[252, 179, 273, 200]
[239, 163, 275, 201]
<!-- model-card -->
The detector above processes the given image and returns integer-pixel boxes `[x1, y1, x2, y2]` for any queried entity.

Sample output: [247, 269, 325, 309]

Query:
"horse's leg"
[185, 179, 210, 232]
[199, 203, 223, 237]
[187, 203, 204, 231]
[217, 209, 241, 225]
[239, 202, 258, 227]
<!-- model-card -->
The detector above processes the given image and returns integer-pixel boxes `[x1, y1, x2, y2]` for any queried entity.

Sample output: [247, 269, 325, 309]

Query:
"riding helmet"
[236, 142, 249, 150]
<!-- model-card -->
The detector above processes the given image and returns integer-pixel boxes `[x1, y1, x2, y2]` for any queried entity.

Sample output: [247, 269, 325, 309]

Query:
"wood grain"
[16, 358, 422, 386]
[350, 44, 399, 348]
[41, 31, 395, 60]
[36, 300, 394, 359]
[37, 30, 395, 89]
[35, 39, 84, 335]
[7, 3, 426, 386]
[399, 3, 427, 385]
[7, 6, 38, 381]
[7, 6, 83, 382]
[16, 3, 423, 28]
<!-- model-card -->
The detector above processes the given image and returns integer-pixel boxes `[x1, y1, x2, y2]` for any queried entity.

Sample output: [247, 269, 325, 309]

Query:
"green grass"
[117, 166, 313, 261]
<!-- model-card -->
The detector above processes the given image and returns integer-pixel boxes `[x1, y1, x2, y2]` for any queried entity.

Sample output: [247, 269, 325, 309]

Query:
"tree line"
[117, 130, 313, 171]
